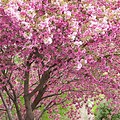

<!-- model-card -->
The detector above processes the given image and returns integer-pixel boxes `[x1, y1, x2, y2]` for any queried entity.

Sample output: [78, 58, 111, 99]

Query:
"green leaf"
[20, 96, 24, 105]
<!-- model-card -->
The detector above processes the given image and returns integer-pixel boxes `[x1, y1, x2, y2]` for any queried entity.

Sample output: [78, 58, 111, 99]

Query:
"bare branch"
[37, 101, 53, 120]
[37, 97, 67, 120]
[0, 90, 13, 120]
[29, 70, 50, 98]
[0, 108, 6, 111]
[31, 85, 47, 110]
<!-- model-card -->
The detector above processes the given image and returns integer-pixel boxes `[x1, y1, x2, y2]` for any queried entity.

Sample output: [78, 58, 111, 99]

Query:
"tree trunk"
[24, 96, 34, 120]
[14, 101, 22, 120]
[24, 65, 34, 120]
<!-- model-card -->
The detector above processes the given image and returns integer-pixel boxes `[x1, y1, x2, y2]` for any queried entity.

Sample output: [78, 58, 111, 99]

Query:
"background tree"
[0, 0, 120, 120]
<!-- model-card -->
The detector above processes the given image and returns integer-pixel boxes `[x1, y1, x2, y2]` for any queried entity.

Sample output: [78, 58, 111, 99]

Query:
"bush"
[94, 102, 120, 120]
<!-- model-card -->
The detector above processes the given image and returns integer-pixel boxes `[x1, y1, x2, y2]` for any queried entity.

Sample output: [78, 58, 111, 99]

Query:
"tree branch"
[37, 101, 53, 120]
[37, 98, 67, 120]
[31, 85, 47, 110]
[2, 71, 22, 120]
[29, 70, 50, 98]
[0, 90, 13, 120]
[39, 90, 70, 101]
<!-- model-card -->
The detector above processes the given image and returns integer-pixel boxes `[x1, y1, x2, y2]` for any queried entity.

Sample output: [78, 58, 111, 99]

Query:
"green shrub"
[93, 102, 120, 120]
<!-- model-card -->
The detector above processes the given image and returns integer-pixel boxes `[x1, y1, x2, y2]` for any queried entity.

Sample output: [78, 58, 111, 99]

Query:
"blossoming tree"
[0, 0, 120, 120]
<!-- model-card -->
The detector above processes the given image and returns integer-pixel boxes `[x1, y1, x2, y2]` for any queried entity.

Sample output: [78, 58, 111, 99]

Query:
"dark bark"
[29, 70, 50, 98]
[24, 52, 34, 120]
[24, 69, 34, 120]
[14, 101, 22, 120]
[23, 49, 50, 119]
[32, 85, 47, 110]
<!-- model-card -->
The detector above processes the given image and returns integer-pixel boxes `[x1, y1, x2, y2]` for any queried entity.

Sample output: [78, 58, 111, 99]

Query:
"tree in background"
[0, 0, 120, 120]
